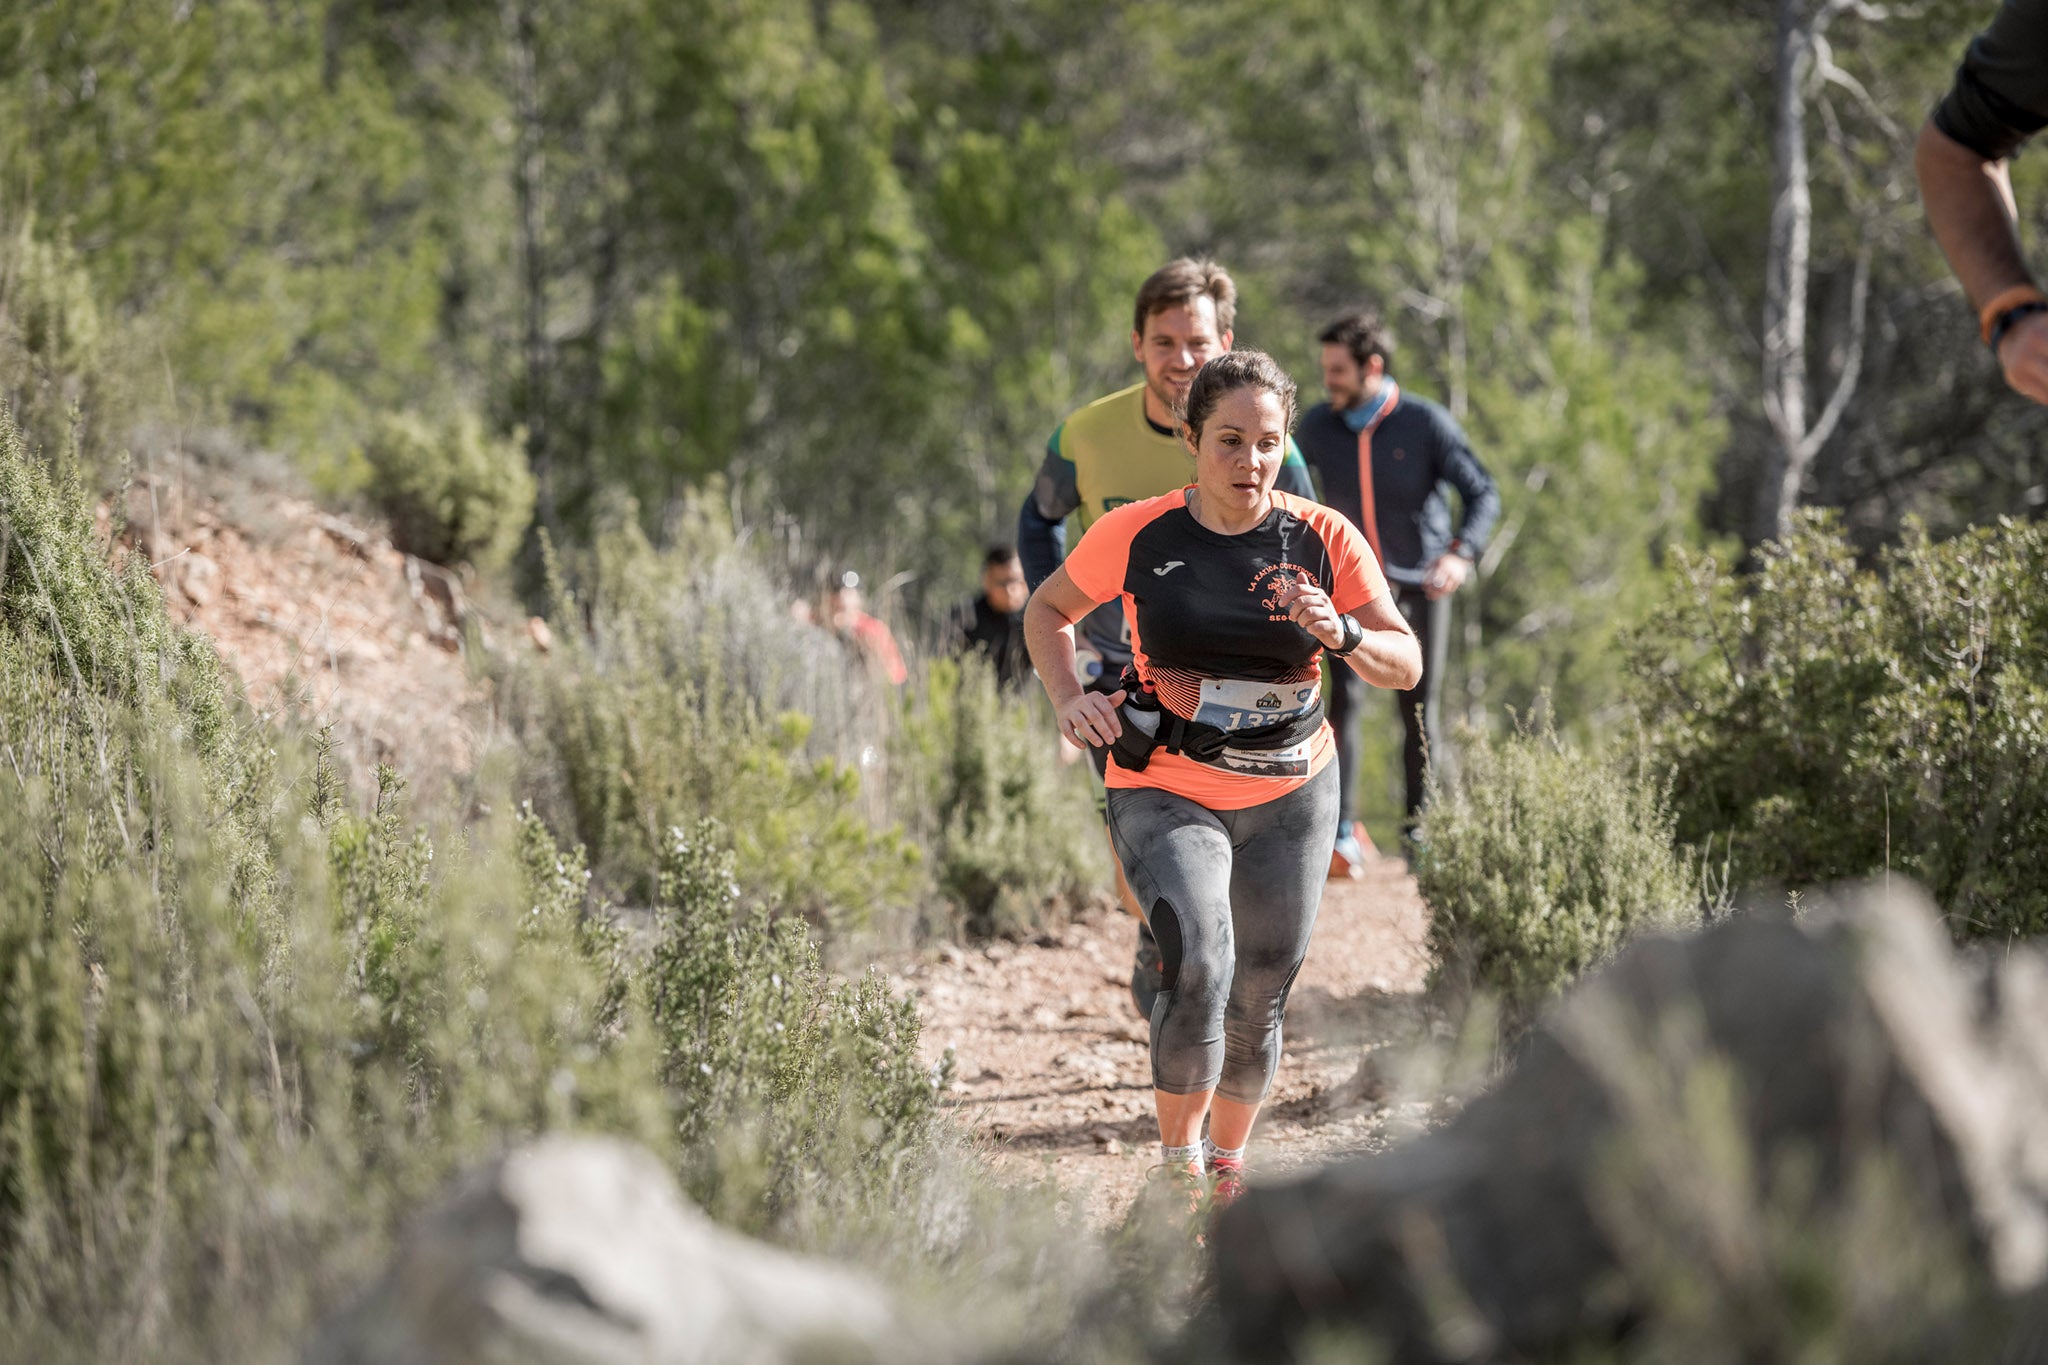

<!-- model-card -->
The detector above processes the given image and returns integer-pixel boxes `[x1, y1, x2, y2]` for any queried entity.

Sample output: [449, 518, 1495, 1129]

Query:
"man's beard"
[1150, 375, 1189, 419]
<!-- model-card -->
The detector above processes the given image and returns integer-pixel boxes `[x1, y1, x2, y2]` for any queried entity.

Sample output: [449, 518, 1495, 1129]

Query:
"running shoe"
[1130, 920, 1164, 1020]
[1209, 1158, 1247, 1209]
[1330, 821, 1374, 879]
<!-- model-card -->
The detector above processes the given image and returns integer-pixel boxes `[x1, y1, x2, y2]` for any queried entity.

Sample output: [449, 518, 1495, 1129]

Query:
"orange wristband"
[1979, 284, 2047, 345]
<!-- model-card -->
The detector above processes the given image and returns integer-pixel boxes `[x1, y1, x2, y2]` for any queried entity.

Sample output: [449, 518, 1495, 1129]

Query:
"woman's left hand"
[1275, 571, 1345, 651]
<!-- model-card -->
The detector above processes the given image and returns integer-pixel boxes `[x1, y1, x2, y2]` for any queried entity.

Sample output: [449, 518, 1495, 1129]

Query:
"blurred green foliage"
[501, 492, 1100, 936]
[889, 655, 1099, 937]
[1629, 513, 2048, 939]
[0, 220, 124, 467]
[646, 819, 946, 1239]
[0, 406, 667, 1355]
[362, 405, 536, 570]
[1415, 715, 1701, 1029]
[501, 500, 924, 922]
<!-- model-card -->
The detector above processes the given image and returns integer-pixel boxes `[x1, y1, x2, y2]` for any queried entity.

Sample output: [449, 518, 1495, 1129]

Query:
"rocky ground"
[120, 460, 534, 803]
[898, 853, 1445, 1226]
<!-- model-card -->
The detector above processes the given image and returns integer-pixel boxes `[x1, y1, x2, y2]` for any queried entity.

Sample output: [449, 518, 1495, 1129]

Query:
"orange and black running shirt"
[1062, 488, 1390, 810]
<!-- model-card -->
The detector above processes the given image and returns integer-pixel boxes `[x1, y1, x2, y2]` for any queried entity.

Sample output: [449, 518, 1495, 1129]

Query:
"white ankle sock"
[1160, 1142, 1204, 1170]
[1203, 1137, 1245, 1166]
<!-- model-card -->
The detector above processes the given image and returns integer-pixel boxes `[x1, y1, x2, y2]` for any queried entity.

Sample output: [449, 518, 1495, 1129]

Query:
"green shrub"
[646, 819, 946, 1241]
[0, 219, 126, 471]
[0, 409, 661, 1357]
[1415, 716, 1700, 1027]
[361, 406, 535, 570]
[1627, 513, 2048, 938]
[502, 497, 1097, 935]
[889, 655, 1099, 936]
[510, 504, 882, 910]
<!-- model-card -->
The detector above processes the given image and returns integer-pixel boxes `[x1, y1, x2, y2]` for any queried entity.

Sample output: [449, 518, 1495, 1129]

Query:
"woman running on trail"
[1023, 350, 1422, 1205]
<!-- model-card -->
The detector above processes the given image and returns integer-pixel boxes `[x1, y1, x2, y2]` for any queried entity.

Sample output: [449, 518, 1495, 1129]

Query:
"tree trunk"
[504, 0, 554, 535]
[1756, 0, 1814, 551]
[1753, 0, 1874, 553]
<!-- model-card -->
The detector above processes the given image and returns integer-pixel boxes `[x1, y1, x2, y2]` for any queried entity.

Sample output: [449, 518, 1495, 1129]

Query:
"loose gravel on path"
[898, 853, 1440, 1226]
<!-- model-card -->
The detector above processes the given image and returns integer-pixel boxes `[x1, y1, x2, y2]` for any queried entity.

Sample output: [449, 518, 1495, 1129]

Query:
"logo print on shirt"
[1153, 560, 1186, 577]
[1251, 561, 1323, 621]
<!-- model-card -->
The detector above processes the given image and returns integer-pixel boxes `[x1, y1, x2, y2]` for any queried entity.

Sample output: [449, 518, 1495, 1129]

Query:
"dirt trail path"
[899, 852, 1438, 1225]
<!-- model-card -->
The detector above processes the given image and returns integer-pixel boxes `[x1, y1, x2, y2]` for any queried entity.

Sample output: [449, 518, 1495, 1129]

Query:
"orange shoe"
[1330, 823, 1372, 879]
[1209, 1158, 1248, 1208]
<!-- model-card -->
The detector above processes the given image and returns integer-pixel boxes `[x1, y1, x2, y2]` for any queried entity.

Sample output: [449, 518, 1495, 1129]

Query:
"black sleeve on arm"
[1436, 410, 1501, 559]
[1931, 0, 2048, 162]
[1018, 436, 1079, 592]
[1018, 493, 1067, 592]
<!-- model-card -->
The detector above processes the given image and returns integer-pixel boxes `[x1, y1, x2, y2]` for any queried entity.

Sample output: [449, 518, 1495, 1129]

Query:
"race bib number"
[1192, 678, 1320, 734]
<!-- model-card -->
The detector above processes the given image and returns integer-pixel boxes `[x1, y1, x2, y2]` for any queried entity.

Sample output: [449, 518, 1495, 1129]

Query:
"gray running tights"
[1105, 761, 1338, 1104]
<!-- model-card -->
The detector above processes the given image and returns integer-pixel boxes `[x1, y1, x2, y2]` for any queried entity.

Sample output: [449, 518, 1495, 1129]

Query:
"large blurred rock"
[309, 1135, 902, 1365]
[1208, 884, 2048, 1361]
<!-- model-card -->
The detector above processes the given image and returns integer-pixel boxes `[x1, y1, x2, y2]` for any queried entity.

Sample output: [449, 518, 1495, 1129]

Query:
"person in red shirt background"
[827, 569, 908, 686]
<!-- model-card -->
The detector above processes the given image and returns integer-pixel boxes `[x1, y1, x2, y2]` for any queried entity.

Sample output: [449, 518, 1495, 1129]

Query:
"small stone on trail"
[173, 551, 221, 606]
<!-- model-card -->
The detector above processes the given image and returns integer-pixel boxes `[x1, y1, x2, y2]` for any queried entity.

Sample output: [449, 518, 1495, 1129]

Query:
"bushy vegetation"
[502, 495, 1100, 937]
[0, 419, 1028, 1360]
[501, 502, 922, 922]
[891, 655, 1100, 937]
[0, 220, 123, 470]
[1629, 514, 2048, 940]
[1414, 716, 1701, 1027]
[361, 405, 536, 570]
[646, 819, 946, 1240]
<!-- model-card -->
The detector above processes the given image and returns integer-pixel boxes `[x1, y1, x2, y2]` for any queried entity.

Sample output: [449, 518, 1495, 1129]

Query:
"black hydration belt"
[1105, 670, 1323, 774]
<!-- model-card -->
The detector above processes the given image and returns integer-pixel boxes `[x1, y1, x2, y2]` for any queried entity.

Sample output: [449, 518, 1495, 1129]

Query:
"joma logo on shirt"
[1153, 560, 1185, 576]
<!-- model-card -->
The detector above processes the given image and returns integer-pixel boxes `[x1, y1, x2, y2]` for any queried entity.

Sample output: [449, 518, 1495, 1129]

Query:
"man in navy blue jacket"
[1294, 313, 1500, 871]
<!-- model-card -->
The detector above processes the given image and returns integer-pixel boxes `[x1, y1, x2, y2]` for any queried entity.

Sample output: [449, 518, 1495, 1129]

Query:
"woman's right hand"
[1058, 688, 1128, 748]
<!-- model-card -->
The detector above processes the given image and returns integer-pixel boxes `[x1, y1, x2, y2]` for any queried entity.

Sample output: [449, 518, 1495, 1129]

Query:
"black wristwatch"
[1989, 301, 2048, 356]
[1328, 613, 1364, 657]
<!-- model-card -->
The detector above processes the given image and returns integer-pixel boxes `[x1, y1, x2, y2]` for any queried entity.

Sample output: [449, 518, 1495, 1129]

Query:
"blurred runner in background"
[827, 569, 908, 686]
[949, 543, 1030, 690]
[1295, 312, 1498, 874]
